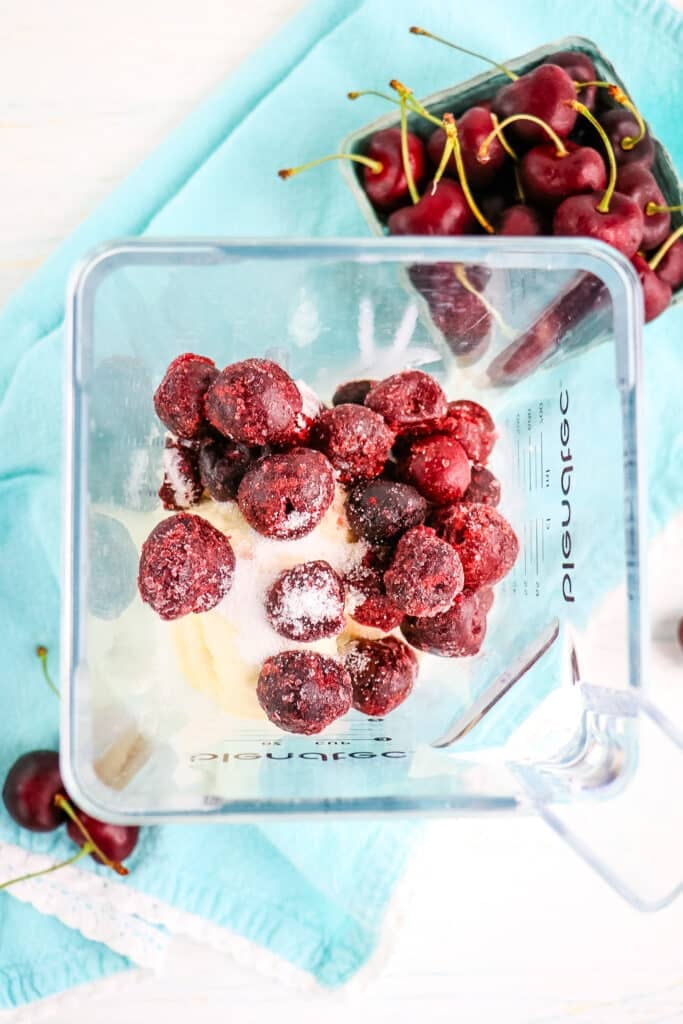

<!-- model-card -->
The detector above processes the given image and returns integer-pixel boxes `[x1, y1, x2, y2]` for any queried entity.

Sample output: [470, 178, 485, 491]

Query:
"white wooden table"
[2, 2, 683, 1021]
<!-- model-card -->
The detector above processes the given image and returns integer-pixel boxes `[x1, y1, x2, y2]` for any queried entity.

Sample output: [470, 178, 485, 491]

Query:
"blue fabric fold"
[1, 0, 681, 1010]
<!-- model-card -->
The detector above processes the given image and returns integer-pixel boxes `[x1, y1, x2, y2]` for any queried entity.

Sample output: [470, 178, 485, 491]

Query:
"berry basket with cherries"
[279, 31, 682, 381]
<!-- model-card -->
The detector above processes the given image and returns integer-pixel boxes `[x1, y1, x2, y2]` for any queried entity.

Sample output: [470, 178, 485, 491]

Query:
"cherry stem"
[347, 89, 400, 106]
[0, 844, 94, 892]
[648, 224, 683, 271]
[513, 164, 526, 204]
[278, 153, 383, 180]
[399, 95, 420, 204]
[36, 645, 59, 699]
[409, 26, 518, 80]
[444, 114, 494, 234]
[574, 81, 646, 150]
[453, 265, 515, 338]
[568, 100, 617, 214]
[479, 114, 568, 162]
[389, 81, 443, 130]
[646, 202, 683, 216]
[432, 132, 455, 192]
[54, 794, 129, 876]
[489, 112, 518, 161]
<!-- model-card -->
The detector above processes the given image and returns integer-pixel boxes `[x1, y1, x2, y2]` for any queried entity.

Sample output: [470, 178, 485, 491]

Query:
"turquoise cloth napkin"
[1, 0, 682, 1011]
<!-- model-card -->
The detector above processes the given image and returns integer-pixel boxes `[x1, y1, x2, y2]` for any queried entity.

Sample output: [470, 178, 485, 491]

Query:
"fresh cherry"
[388, 179, 475, 236]
[653, 238, 683, 289]
[546, 50, 597, 110]
[631, 254, 672, 322]
[66, 811, 139, 867]
[497, 204, 544, 236]
[2, 751, 66, 832]
[427, 106, 506, 189]
[487, 273, 607, 384]
[553, 191, 644, 258]
[491, 64, 578, 143]
[362, 127, 426, 210]
[427, 278, 492, 360]
[520, 141, 606, 209]
[599, 109, 654, 169]
[615, 165, 671, 250]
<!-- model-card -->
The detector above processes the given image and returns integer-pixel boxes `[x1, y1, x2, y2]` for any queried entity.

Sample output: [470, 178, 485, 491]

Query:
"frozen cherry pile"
[279, 28, 682, 379]
[139, 353, 519, 735]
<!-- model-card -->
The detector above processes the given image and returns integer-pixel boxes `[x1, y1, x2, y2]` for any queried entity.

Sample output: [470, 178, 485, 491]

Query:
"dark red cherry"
[427, 279, 492, 359]
[599, 109, 654, 169]
[491, 64, 577, 143]
[520, 141, 606, 209]
[488, 273, 606, 385]
[427, 106, 506, 189]
[363, 128, 426, 211]
[497, 204, 544, 235]
[553, 191, 644, 258]
[546, 50, 597, 111]
[66, 811, 139, 866]
[388, 179, 475, 236]
[2, 751, 66, 832]
[654, 239, 683, 289]
[631, 254, 672, 322]
[615, 165, 671, 250]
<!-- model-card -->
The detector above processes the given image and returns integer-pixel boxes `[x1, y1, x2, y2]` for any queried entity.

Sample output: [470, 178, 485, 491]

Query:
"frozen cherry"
[2, 751, 66, 832]
[238, 448, 335, 539]
[547, 50, 597, 110]
[204, 358, 302, 446]
[438, 400, 497, 464]
[599, 109, 654, 169]
[198, 437, 255, 502]
[153, 353, 218, 440]
[384, 526, 464, 617]
[492, 64, 577, 143]
[257, 651, 352, 735]
[520, 142, 606, 209]
[365, 370, 447, 435]
[431, 502, 518, 588]
[312, 404, 394, 483]
[288, 379, 323, 447]
[632, 254, 672, 323]
[553, 191, 644, 259]
[654, 238, 683, 289]
[363, 128, 426, 210]
[343, 636, 418, 716]
[401, 588, 488, 657]
[265, 560, 345, 642]
[346, 480, 427, 543]
[497, 204, 544, 236]
[67, 811, 139, 866]
[344, 550, 404, 631]
[158, 437, 203, 510]
[616, 165, 671, 250]
[464, 465, 501, 506]
[332, 379, 376, 406]
[138, 512, 235, 620]
[402, 434, 471, 504]
[387, 179, 475, 236]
